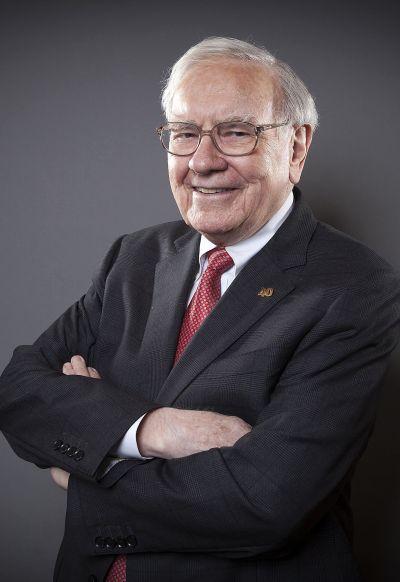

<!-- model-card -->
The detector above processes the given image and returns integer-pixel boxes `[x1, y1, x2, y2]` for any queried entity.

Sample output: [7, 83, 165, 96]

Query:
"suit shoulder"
[301, 221, 400, 327]
[113, 220, 195, 261]
[311, 220, 398, 279]
[91, 221, 194, 290]
[302, 221, 400, 315]
[124, 220, 191, 243]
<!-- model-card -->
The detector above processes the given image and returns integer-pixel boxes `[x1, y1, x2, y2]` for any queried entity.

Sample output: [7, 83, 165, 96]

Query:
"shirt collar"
[198, 190, 294, 276]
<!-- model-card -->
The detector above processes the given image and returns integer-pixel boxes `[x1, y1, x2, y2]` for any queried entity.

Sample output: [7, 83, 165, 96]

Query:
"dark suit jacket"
[1, 189, 400, 582]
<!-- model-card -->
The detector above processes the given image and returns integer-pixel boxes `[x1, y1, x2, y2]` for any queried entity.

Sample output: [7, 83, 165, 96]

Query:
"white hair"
[161, 37, 318, 130]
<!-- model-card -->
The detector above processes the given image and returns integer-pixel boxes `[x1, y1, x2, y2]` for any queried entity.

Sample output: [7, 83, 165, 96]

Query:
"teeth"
[195, 187, 231, 193]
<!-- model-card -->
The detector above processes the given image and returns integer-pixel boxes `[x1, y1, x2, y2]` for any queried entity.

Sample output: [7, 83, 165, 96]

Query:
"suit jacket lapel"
[156, 254, 296, 405]
[156, 188, 318, 405]
[138, 229, 200, 396]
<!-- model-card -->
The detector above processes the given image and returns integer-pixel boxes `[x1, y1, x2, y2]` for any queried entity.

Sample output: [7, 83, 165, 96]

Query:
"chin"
[188, 212, 234, 234]
[197, 224, 243, 246]
[193, 222, 231, 236]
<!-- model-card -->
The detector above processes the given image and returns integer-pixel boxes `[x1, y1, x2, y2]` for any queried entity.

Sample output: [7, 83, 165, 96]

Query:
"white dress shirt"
[115, 190, 294, 459]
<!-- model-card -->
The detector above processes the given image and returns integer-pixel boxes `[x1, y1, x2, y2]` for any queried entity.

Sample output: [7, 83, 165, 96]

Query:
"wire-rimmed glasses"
[156, 120, 290, 157]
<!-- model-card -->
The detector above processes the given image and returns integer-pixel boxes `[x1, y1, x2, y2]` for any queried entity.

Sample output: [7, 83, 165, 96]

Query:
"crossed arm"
[50, 355, 251, 490]
[2, 234, 399, 557]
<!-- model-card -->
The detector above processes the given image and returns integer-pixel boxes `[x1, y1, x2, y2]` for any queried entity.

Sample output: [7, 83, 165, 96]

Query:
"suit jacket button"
[88, 576, 97, 582]
[95, 536, 105, 549]
[74, 449, 85, 461]
[53, 440, 62, 450]
[59, 443, 70, 454]
[66, 446, 78, 457]
[116, 537, 127, 548]
[126, 535, 137, 548]
[105, 537, 116, 549]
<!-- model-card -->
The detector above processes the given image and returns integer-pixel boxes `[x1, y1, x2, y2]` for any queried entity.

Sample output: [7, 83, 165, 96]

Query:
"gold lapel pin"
[258, 287, 274, 298]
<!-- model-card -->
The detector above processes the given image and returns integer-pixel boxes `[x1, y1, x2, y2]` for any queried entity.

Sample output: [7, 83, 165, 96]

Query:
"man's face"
[167, 60, 303, 246]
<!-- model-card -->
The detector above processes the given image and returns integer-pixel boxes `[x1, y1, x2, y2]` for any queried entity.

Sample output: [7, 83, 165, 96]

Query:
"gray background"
[1, 1, 399, 580]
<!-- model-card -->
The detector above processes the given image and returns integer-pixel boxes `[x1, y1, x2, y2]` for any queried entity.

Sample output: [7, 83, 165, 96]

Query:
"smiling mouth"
[193, 186, 238, 194]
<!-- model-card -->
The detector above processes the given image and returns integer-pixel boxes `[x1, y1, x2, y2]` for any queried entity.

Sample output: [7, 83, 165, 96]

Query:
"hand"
[62, 355, 101, 379]
[50, 467, 70, 491]
[137, 407, 252, 459]
[50, 356, 102, 490]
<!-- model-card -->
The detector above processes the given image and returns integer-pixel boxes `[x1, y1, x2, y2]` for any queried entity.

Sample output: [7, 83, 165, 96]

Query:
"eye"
[227, 130, 250, 137]
[219, 124, 254, 139]
[171, 132, 197, 141]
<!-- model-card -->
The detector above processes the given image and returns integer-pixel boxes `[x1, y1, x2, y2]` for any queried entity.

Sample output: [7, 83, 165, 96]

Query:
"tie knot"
[206, 247, 234, 274]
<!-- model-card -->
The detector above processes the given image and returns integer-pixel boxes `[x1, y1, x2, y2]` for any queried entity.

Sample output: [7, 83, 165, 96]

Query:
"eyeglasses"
[156, 120, 290, 157]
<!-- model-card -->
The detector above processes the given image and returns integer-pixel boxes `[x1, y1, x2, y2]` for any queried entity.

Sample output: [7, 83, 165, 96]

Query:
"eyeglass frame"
[156, 119, 290, 157]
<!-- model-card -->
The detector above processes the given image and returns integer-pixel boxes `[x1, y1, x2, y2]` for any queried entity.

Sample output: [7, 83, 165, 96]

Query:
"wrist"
[137, 407, 168, 458]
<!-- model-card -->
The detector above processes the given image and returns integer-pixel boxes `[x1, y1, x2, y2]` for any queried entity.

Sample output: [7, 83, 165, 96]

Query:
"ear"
[289, 124, 313, 184]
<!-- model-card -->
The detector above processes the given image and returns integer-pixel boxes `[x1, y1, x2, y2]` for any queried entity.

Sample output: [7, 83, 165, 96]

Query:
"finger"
[50, 467, 70, 491]
[62, 362, 74, 375]
[70, 355, 90, 377]
[88, 367, 101, 379]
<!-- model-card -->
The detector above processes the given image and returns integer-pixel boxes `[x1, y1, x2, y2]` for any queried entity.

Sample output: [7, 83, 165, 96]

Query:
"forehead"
[169, 60, 276, 124]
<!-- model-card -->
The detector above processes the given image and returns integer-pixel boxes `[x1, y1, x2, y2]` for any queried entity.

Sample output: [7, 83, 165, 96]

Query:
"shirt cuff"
[114, 414, 153, 459]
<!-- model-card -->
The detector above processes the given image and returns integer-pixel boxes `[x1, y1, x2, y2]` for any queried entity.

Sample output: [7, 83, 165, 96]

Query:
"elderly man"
[1, 37, 399, 582]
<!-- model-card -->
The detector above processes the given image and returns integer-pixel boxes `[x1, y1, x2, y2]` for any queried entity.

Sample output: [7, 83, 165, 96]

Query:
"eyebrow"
[167, 114, 259, 125]
[224, 114, 258, 124]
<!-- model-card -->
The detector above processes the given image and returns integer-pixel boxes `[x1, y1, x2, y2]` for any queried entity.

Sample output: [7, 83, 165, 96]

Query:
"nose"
[188, 134, 228, 174]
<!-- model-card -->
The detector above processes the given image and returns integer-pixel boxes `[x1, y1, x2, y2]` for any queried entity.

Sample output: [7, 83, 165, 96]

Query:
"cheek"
[171, 158, 191, 186]
[233, 158, 270, 191]
[168, 160, 190, 211]
[248, 146, 288, 187]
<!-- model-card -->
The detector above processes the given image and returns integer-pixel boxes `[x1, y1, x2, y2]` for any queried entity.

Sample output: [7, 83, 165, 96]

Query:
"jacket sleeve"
[68, 267, 400, 557]
[0, 236, 158, 481]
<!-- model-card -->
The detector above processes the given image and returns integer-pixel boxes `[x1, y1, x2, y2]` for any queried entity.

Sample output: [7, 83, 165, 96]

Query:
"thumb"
[88, 367, 102, 379]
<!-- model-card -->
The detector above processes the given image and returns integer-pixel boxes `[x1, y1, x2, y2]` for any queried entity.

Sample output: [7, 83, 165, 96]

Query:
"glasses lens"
[215, 122, 257, 155]
[161, 123, 200, 155]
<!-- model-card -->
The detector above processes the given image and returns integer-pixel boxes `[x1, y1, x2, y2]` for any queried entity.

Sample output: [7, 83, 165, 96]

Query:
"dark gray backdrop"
[1, 1, 399, 580]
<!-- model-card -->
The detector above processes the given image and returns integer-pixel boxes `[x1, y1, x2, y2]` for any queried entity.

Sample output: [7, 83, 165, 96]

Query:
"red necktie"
[105, 247, 233, 582]
[105, 555, 126, 582]
[174, 247, 234, 362]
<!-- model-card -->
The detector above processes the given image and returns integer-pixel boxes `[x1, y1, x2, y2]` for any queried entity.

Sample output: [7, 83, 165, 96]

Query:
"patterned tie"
[174, 247, 234, 362]
[105, 247, 233, 582]
[105, 555, 126, 582]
